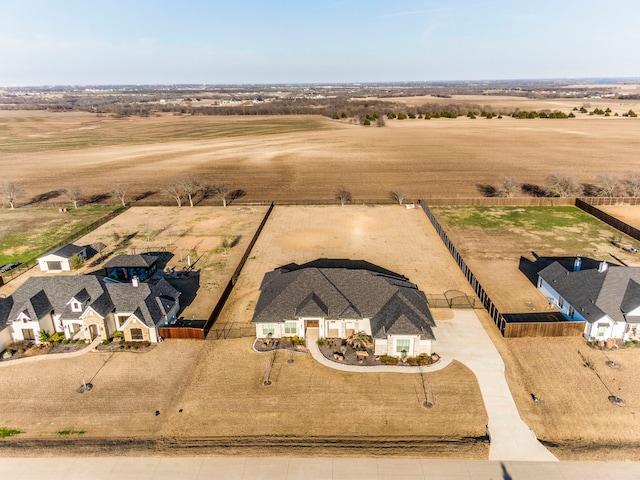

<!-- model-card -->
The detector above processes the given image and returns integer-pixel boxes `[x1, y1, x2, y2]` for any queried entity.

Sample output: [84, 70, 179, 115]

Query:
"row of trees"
[488, 172, 640, 198]
[0, 180, 235, 210]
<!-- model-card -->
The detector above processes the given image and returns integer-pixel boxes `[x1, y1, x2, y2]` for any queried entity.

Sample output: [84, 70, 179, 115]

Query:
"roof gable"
[252, 261, 434, 338]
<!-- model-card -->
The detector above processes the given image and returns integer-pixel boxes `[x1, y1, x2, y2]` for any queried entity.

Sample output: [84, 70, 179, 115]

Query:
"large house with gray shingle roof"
[251, 261, 436, 357]
[537, 259, 640, 341]
[0, 275, 180, 348]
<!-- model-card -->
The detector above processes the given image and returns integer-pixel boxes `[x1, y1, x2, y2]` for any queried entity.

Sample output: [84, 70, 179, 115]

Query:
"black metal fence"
[0, 206, 129, 285]
[575, 198, 640, 242]
[419, 200, 507, 333]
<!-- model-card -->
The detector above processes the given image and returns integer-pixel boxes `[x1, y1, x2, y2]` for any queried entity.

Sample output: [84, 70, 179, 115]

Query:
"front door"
[305, 319, 319, 328]
[88, 324, 101, 341]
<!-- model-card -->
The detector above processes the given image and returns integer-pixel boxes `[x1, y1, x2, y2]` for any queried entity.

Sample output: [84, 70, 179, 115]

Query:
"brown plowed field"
[1, 109, 639, 205]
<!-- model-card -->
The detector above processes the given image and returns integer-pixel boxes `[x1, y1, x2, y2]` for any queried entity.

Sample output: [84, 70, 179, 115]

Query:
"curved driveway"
[306, 312, 557, 462]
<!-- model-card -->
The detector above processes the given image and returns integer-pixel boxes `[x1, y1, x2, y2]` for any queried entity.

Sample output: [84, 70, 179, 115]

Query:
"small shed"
[104, 254, 158, 282]
[37, 244, 87, 272]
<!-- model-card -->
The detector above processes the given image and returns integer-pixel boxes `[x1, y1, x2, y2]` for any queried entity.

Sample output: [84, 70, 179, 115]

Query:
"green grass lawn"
[0, 206, 119, 265]
[431, 206, 634, 254]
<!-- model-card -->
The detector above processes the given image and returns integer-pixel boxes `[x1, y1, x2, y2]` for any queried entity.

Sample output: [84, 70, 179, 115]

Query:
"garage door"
[47, 261, 62, 271]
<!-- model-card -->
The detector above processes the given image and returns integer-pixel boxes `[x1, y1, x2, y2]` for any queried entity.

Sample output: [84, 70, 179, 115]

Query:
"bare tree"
[110, 184, 129, 207]
[335, 186, 352, 206]
[178, 176, 200, 207]
[64, 185, 83, 209]
[495, 176, 521, 198]
[595, 174, 621, 197]
[0, 181, 23, 209]
[211, 182, 230, 207]
[623, 172, 640, 197]
[165, 183, 182, 207]
[390, 188, 407, 205]
[545, 174, 583, 197]
[377, 116, 386, 127]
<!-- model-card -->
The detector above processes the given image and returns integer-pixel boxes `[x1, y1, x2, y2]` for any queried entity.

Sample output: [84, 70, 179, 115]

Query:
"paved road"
[0, 457, 637, 480]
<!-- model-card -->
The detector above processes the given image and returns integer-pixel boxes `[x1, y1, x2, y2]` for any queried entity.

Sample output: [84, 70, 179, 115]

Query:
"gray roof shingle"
[252, 263, 435, 339]
[103, 254, 158, 269]
[0, 275, 180, 329]
[40, 243, 85, 259]
[539, 260, 640, 324]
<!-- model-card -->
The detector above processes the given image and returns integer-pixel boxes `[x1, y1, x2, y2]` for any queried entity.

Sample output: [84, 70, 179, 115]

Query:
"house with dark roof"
[37, 244, 87, 272]
[251, 261, 436, 357]
[0, 275, 180, 348]
[537, 259, 640, 341]
[104, 254, 158, 282]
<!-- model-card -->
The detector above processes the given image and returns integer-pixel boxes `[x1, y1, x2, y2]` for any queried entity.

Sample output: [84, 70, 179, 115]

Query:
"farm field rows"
[1, 110, 640, 204]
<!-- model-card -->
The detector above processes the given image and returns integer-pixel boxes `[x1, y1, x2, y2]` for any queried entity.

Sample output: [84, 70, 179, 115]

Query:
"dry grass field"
[216, 205, 476, 327]
[1, 108, 640, 205]
[599, 204, 640, 230]
[431, 206, 640, 313]
[0, 205, 488, 458]
[430, 205, 640, 460]
[0, 206, 268, 321]
[0, 206, 117, 266]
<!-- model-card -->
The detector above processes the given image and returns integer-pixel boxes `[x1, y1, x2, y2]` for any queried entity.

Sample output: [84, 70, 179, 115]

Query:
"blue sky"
[1, 0, 639, 86]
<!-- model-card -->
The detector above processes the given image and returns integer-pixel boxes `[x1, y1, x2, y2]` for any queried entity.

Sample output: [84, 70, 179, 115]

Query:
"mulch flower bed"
[318, 338, 440, 367]
[253, 337, 308, 354]
[96, 340, 153, 352]
[1, 341, 87, 362]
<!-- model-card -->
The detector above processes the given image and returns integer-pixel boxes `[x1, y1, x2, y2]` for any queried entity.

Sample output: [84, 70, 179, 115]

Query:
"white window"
[568, 306, 575, 319]
[262, 324, 275, 336]
[396, 338, 410, 355]
[597, 323, 608, 337]
[558, 297, 564, 309]
[71, 301, 82, 312]
[284, 321, 297, 335]
[130, 328, 143, 341]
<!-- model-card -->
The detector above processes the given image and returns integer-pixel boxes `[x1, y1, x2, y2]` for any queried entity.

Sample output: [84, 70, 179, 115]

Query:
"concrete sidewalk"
[305, 327, 452, 373]
[0, 457, 637, 480]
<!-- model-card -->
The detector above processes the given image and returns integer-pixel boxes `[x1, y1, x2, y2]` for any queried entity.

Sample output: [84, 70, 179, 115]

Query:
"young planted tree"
[390, 188, 408, 205]
[165, 183, 182, 207]
[64, 185, 83, 209]
[178, 176, 200, 207]
[110, 184, 129, 207]
[211, 182, 230, 207]
[335, 186, 352, 206]
[0, 181, 23, 209]
[545, 173, 583, 197]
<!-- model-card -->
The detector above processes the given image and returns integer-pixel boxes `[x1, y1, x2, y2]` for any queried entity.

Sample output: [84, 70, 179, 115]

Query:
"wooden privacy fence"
[575, 198, 640, 243]
[158, 326, 205, 340]
[503, 321, 585, 338]
[159, 202, 275, 340]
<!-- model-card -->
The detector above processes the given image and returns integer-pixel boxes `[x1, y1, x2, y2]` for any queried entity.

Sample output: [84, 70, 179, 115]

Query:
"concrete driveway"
[434, 310, 558, 462]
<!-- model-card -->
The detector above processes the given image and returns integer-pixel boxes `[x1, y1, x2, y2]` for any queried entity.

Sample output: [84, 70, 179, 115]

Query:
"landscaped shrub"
[316, 338, 326, 346]
[62, 339, 70, 345]
[0, 428, 22, 438]
[380, 355, 399, 365]
[49, 332, 65, 342]
[101, 339, 110, 345]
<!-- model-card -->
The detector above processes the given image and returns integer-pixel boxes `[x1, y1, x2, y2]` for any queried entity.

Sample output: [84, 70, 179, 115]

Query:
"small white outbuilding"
[37, 244, 87, 272]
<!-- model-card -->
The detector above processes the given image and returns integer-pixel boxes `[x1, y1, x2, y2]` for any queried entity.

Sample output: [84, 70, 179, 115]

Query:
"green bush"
[78, 339, 85, 344]
[0, 428, 22, 438]
[62, 339, 70, 345]
[101, 339, 110, 345]
[380, 355, 399, 365]
[316, 338, 326, 346]
[69, 253, 84, 270]
[49, 332, 65, 342]
[38, 330, 51, 343]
